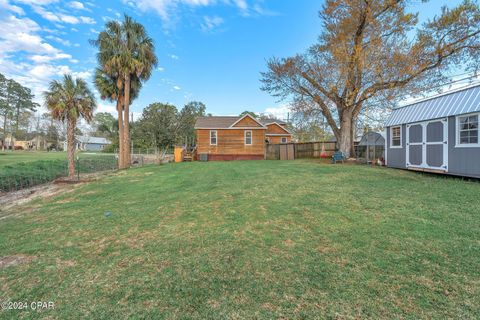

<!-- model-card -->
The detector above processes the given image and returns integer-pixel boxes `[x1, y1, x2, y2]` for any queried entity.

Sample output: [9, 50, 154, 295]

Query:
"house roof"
[195, 116, 244, 128]
[385, 84, 480, 127]
[76, 136, 111, 144]
[194, 116, 287, 129]
[259, 118, 287, 125]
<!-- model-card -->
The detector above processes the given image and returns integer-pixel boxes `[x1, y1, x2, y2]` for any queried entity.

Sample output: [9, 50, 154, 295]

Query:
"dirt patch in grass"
[56, 258, 77, 268]
[0, 171, 112, 220]
[0, 255, 36, 269]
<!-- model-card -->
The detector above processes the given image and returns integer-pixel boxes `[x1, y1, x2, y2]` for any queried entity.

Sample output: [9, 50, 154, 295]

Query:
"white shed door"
[406, 119, 448, 172]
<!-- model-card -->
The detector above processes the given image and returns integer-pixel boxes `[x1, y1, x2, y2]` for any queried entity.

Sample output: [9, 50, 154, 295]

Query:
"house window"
[245, 130, 252, 145]
[210, 130, 217, 145]
[281, 137, 287, 143]
[391, 126, 402, 148]
[458, 114, 478, 145]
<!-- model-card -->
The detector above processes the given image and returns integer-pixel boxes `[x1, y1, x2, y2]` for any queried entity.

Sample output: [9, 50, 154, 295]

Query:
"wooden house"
[194, 114, 293, 161]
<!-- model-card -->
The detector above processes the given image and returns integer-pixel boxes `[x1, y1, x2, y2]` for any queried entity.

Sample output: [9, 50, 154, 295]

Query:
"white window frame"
[281, 137, 287, 143]
[210, 130, 217, 146]
[390, 126, 402, 148]
[244, 130, 252, 145]
[455, 112, 480, 148]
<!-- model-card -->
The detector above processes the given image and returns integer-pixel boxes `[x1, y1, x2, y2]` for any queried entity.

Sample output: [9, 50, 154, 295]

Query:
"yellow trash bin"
[174, 146, 184, 163]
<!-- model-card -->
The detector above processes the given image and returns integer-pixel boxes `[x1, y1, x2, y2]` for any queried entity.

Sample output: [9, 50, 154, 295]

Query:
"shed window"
[458, 114, 478, 145]
[391, 126, 402, 147]
[281, 137, 287, 143]
[210, 130, 217, 145]
[245, 130, 252, 145]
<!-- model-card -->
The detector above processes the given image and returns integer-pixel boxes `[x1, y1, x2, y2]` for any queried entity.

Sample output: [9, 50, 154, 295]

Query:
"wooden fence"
[266, 141, 337, 160]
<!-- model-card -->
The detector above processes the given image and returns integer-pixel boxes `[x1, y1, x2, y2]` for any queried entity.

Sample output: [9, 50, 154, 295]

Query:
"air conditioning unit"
[199, 153, 208, 162]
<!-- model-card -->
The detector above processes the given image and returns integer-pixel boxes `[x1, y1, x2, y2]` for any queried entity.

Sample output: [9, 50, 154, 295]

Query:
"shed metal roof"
[385, 84, 480, 127]
[358, 131, 385, 146]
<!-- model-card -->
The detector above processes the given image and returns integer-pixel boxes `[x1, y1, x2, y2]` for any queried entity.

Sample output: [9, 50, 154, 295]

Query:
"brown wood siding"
[208, 154, 264, 161]
[266, 123, 290, 134]
[267, 136, 292, 144]
[232, 116, 262, 127]
[197, 129, 265, 155]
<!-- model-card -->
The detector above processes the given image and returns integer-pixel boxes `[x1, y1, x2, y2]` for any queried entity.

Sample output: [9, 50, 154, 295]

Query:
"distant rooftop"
[76, 136, 111, 145]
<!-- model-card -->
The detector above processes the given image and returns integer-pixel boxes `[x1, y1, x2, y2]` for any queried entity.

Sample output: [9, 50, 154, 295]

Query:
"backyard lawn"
[0, 152, 117, 192]
[0, 151, 68, 167]
[0, 151, 114, 168]
[0, 160, 479, 319]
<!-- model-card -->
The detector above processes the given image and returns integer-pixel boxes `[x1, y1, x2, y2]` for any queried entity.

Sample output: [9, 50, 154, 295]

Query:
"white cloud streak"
[201, 15, 223, 32]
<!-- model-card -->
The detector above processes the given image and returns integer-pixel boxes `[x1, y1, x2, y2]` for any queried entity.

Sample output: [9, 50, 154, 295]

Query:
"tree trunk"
[337, 109, 353, 158]
[116, 99, 124, 169]
[350, 118, 356, 158]
[2, 113, 6, 151]
[67, 117, 76, 180]
[123, 74, 131, 168]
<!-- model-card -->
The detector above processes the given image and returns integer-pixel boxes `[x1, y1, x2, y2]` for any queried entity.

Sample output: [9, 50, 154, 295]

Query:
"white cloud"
[263, 105, 291, 120]
[157, 66, 165, 72]
[27, 64, 91, 82]
[96, 102, 117, 116]
[173, 85, 181, 90]
[169, 54, 179, 60]
[15, 0, 58, 4]
[0, 14, 59, 54]
[233, 0, 247, 11]
[30, 53, 72, 63]
[250, 4, 279, 17]
[0, 56, 92, 109]
[0, 0, 25, 15]
[123, 0, 250, 20]
[201, 15, 224, 32]
[79, 16, 96, 24]
[126, 0, 214, 20]
[45, 35, 72, 46]
[0, 10, 89, 107]
[31, 4, 95, 24]
[68, 1, 86, 10]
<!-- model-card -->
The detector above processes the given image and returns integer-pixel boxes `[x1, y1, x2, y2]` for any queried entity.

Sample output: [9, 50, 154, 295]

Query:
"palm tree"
[92, 15, 157, 168]
[44, 75, 96, 179]
[94, 68, 142, 169]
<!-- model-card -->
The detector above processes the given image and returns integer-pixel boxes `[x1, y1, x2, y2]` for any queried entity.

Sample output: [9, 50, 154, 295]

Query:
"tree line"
[131, 101, 206, 151]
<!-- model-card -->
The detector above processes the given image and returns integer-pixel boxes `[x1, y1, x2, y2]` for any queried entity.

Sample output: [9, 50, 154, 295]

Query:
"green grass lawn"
[0, 151, 114, 168]
[0, 160, 479, 319]
[0, 152, 117, 192]
[0, 151, 68, 167]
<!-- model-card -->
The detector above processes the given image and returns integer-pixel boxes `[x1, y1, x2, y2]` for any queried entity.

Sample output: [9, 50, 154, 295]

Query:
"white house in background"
[63, 136, 111, 152]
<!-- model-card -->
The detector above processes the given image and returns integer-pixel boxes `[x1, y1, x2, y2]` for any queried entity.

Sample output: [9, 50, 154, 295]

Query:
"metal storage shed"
[357, 131, 385, 164]
[385, 84, 480, 178]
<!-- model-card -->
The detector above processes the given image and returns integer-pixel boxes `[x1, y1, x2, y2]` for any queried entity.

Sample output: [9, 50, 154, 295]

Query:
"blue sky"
[0, 0, 465, 120]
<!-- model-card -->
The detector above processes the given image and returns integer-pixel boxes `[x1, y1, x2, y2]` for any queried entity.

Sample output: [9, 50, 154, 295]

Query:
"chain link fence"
[0, 154, 118, 193]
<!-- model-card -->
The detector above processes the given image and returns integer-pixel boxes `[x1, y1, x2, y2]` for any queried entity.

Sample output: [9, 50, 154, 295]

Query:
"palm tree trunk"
[123, 74, 131, 168]
[116, 98, 124, 169]
[67, 117, 76, 180]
